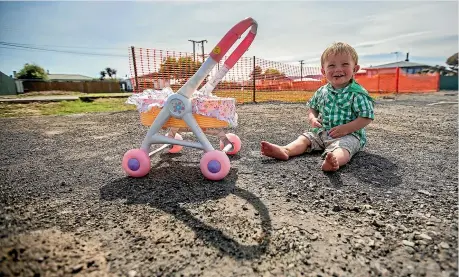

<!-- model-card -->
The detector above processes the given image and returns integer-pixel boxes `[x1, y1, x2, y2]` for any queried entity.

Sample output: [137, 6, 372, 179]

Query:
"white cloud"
[354, 31, 434, 48]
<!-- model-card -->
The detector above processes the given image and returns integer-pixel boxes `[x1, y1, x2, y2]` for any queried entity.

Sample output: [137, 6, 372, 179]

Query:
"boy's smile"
[332, 73, 345, 82]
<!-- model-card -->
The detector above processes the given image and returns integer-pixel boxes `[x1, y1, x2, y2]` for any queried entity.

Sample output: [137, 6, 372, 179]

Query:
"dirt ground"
[0, 92, 457, 277]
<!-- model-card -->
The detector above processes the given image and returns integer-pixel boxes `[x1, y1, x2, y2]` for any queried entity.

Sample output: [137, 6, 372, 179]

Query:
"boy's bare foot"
[322, 152, 339, 171]
[260, 141, 289, 160]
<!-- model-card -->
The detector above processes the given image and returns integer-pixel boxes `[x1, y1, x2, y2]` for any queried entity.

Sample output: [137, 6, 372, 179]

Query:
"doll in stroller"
[122, 17, 258, 181]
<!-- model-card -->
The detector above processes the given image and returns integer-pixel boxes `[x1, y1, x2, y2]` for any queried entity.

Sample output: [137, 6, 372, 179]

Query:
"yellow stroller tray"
[139, 107, 230, 129]
[129, 87, 238, 129]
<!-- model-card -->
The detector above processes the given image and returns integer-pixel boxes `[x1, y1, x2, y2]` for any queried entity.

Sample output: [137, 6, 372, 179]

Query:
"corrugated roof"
[365, 61, 430, 69]
[47, 74, 93, 81]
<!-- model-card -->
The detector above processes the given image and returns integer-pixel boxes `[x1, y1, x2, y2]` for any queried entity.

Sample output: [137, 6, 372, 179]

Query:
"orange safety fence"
[354, 67, 440, 94]
[398, 71, 440, 93]
[128, 46, 440, 104]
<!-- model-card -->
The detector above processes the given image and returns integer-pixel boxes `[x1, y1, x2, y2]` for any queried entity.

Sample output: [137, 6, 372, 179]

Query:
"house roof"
[364, 61, 430, 69]
[47, 74, 93, 81]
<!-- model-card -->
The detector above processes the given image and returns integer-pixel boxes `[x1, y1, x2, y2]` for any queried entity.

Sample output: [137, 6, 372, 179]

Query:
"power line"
[0, 45, 128, 58]
[0, 42, 127, 56]
[0, 41, 127, 50]
[0, 43, 128, 58]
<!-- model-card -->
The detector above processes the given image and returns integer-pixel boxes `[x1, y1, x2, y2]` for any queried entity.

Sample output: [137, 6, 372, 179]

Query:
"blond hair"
[321, 42, 359, 67]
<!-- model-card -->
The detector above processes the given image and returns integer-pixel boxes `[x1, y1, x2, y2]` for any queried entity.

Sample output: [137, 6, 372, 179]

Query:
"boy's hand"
[328, 125, 350, 138]
[328, 117, 373, 138]
[310, 117, 322, 128]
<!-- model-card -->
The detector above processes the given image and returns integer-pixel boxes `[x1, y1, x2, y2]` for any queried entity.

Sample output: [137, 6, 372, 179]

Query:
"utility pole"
[189, 39, 207, 62]
[188, 39, 198, 61]
[197, 40, 207, 62]
[299, 60, 304, 81]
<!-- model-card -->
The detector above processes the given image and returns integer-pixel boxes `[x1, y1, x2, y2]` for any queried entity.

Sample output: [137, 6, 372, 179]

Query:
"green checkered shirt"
[306, 79, 375, 148]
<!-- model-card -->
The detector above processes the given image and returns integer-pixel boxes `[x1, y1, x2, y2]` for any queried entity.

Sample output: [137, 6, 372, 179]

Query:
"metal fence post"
[131, 46, 139, 92]
[253, 55, 256, 103]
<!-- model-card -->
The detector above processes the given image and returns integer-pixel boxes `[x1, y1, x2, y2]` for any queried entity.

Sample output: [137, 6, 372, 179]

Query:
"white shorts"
[302, 130, 362, 159]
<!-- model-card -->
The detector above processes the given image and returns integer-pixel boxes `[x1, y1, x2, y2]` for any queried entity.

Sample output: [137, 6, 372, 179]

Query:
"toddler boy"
[261, 42, 375, 171]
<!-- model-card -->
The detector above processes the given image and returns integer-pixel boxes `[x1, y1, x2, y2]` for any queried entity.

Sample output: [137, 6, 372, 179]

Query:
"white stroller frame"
[122, 17, 258, 181]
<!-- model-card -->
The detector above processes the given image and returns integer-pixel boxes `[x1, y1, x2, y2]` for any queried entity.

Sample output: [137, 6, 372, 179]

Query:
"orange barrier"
[398, 72, 439, 93]
[129, 46, 440, 103]
[355, 68, 440, 93]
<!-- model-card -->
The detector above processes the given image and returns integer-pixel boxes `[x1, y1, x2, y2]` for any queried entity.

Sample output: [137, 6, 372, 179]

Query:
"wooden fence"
[21, 80, 121, 93]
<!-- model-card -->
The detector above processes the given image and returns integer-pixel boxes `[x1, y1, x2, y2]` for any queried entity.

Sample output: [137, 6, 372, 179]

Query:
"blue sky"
[0, 1, 457, 79]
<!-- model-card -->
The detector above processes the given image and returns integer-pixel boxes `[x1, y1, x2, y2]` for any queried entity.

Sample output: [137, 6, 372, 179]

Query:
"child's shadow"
[100, 154, 272, 260]
[326, 152, 402, 188]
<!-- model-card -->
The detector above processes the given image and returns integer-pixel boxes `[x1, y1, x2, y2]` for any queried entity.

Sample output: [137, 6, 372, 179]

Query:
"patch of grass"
[0, 89, 387, 118]
[14, 91, 83, 98]
[0, 98, 136, 118]
[84, 93, 133, 97]
[0, 91, 133, 99]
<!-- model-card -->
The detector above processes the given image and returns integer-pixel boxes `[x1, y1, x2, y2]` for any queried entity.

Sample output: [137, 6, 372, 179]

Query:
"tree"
[105, 67, 113, 78]
[420, 53, 458, 76]
[446, 52, 458, 72]
[176, 56, 201, 80]
[157, 56, 201, 81]
[249, 65, 263, 80]
[100, 67, 118, 80]
[263, 68, 287, 80]
[248, 66, 287, 81]
[16, 63, 48, 80]
[158, 57, 178, 79]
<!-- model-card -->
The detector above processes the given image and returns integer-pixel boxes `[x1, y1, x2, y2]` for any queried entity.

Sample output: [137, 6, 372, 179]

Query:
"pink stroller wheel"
[167, 133, 184, 153]
[200, 150, 231, 181]
[220, 133, 242, 155]
[122, 149, 151, 177]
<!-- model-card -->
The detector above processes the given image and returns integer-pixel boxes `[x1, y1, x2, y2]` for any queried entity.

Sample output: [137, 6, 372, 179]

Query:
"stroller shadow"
[100, 157, 272, 260]
[325, 151, 402, 188]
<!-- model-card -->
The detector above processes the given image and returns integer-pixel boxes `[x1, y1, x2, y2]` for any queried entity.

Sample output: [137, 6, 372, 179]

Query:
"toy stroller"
[122, 17, 258, 181]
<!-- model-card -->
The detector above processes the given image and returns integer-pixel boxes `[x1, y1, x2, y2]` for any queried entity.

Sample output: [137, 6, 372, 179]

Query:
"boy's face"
[321, 52, 360, 89]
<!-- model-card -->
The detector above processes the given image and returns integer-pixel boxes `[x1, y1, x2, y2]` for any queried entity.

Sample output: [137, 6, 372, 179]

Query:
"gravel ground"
[0, 92, 457, 277]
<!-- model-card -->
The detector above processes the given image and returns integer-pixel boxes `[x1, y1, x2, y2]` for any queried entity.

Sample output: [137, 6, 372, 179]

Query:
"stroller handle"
[178, 17, 258, 98]
[209, 17, 258, 69]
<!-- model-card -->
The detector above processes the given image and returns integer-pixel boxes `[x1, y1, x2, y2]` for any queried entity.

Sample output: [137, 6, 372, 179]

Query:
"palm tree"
[105, 67, 113, 78]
